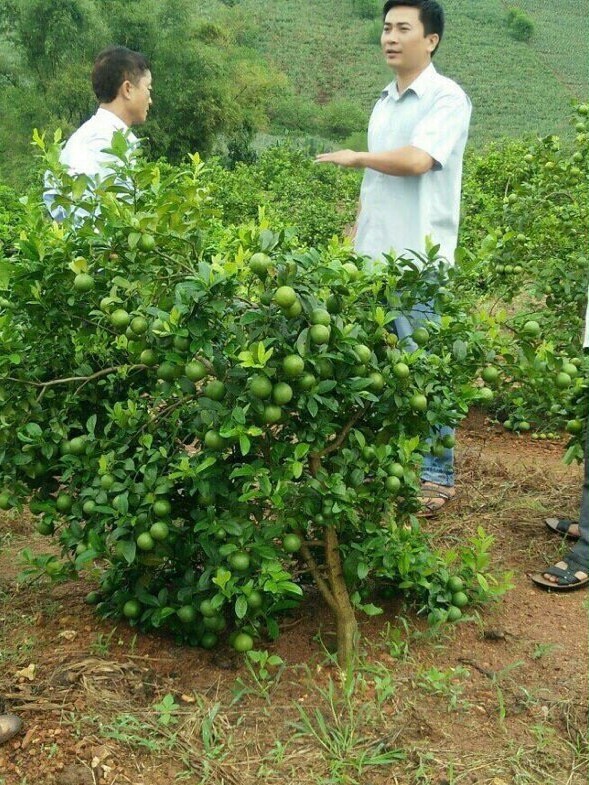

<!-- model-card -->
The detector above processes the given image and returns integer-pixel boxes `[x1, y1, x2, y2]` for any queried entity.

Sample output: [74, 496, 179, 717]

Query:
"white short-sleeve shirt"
[354, 63, 472, 269]
[43, 107, 138, 220]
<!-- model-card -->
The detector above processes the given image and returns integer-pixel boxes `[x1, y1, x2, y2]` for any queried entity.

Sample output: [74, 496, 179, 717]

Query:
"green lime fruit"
[73, 273, 94, 293]
[157, 362, 177, 382]
[368, 372, 385, 392]
[130, 316, 149, 335]
[150, 521, 169, 541]
[249, 374, 273, 399]
[185, 360, 208, 382]
[522, 320, 541, 338]
[55, 493, 73, 513]
[272, 382, 293, 406]
[177, 605, 196, 624]
[452, 591, 469, 608]
[310, 308, 331, 326]
[249, 252, 272, 277]
[282, 354, 305, 378]
[409, 393, 428, 413]
[562, 362, 578, 378]
[233, 632, 254, 653]
[481, 366, 499, 384]
[263, 404, 282, 424]
[274, 286, 297, 309]
[286, 300, 302, 318]
[478, 386, 494, 403]
[447, 576, 464, 592]
[342, 262, 360, 280]
[200, 632, 218, 649]
[199, 599, 216, 617]
[447, 605, 462, 622]
[110, 308, 131, 332]
[362, 445, 376, 461]
[309, 324, 330, 345]
[85, 591, 101, 605]
[68, 436, 86, 455]
[153, 498, 171, 518]
[100, 473, 115, 491]
[123, 599, 142, 619]
[246, 590, 263, 609]
[355, 344, 372, 364]
[298, 372, 316, 391]
[385, 475, 401, 494]
[441, 434, 456, 449]
[203, 380, 226, 401]
[393, 363, 410, 380]
[0, 491, 11, 510]
[566, 419, 583, 435]
[204, 430, 226, 450]
[412, 327, 429, 346]
[136, 532, 155, 551]
[229, 551, 250, 571]
[316, 358, 334, 379]
[82, 499, 96, 515]
[137, 233, 156, 252]
[387, 462, 404, 478]
[140, 348, 158, 367]
[36, 519, 55, 536]
[173, 335, 190, 352]
[555, 372, 572, 389]
[283, 533, 302, 553]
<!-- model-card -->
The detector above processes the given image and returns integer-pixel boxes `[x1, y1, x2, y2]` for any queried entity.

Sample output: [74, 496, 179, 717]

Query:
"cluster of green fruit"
[427, 576, 470, 624]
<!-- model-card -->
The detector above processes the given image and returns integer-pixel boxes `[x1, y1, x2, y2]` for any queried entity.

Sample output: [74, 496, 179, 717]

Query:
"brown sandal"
[419, 483, 456, 518]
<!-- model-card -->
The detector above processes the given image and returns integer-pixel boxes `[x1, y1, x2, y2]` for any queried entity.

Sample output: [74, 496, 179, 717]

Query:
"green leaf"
[235, 595, 248, 619]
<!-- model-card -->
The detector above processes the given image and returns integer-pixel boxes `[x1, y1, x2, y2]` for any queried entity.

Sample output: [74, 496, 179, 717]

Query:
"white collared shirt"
[355, 63, 471, 269]
[44, 107, 138, 220]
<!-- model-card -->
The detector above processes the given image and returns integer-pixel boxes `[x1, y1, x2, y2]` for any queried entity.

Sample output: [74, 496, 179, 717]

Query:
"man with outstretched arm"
[316, 0, 471, 515]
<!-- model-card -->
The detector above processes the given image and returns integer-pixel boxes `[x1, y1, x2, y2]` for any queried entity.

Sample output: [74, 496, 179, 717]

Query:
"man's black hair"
[92, 46, 150, 103]
[382, 0, 444, 54]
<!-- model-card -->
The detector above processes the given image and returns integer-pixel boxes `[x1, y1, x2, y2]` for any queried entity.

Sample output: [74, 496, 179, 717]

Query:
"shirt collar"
[381, 62, 437, 101]
[95, 106, 130, 131]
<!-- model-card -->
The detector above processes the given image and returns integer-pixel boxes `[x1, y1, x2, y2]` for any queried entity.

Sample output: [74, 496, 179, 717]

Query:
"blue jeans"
[393, 301, 455, 488]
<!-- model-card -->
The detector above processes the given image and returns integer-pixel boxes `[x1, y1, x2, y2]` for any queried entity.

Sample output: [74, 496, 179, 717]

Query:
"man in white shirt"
[44, 45, 152, 220]
[316, 0, 471, 515]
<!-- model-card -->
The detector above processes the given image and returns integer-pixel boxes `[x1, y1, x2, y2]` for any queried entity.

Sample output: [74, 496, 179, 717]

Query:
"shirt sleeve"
[410, 90, 472, 169]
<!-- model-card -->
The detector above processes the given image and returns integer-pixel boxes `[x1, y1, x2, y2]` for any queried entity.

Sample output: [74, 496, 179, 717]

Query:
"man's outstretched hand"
[314, 149, 360, 168]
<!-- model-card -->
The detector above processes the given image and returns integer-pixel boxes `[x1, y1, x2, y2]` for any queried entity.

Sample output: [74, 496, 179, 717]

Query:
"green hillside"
[200, 0, 588, 147]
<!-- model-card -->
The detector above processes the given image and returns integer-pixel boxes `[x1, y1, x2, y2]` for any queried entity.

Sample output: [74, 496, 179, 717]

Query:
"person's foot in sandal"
[419, 482, 456, 517]
[531, 553, 589, 592]
[545, 518, 580, 540]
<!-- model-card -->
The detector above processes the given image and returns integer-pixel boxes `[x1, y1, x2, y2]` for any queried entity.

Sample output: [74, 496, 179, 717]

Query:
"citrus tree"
[0, 137, 509, 667]
[459, 104, 589, 436]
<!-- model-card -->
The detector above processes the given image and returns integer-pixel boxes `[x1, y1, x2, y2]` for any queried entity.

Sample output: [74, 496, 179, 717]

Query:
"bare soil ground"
[0, 412, 587, 785]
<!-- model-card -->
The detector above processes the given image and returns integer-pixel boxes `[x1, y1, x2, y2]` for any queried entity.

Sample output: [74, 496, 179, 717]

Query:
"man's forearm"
[315, 145, 434, 176]
[356, 146, 434, 175]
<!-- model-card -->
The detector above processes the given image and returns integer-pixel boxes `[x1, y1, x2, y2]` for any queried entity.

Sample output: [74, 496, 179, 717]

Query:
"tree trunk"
[325, 526, 358, 669]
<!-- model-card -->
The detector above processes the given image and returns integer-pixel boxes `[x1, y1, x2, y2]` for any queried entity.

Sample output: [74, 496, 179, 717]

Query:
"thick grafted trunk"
[325, 525, 358, 669]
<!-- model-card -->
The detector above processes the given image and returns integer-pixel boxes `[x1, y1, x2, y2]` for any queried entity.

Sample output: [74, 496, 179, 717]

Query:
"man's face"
[127, 70, 153, 125]
[381, 6, 438, 73]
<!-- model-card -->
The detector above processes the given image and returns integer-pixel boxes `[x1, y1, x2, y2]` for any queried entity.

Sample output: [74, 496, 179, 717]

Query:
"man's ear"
[120, 79, 133, 100]
[426, 33, 439, 53]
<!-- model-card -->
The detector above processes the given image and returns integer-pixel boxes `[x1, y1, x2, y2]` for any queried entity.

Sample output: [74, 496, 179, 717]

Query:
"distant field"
[200, 0, 588, 147]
